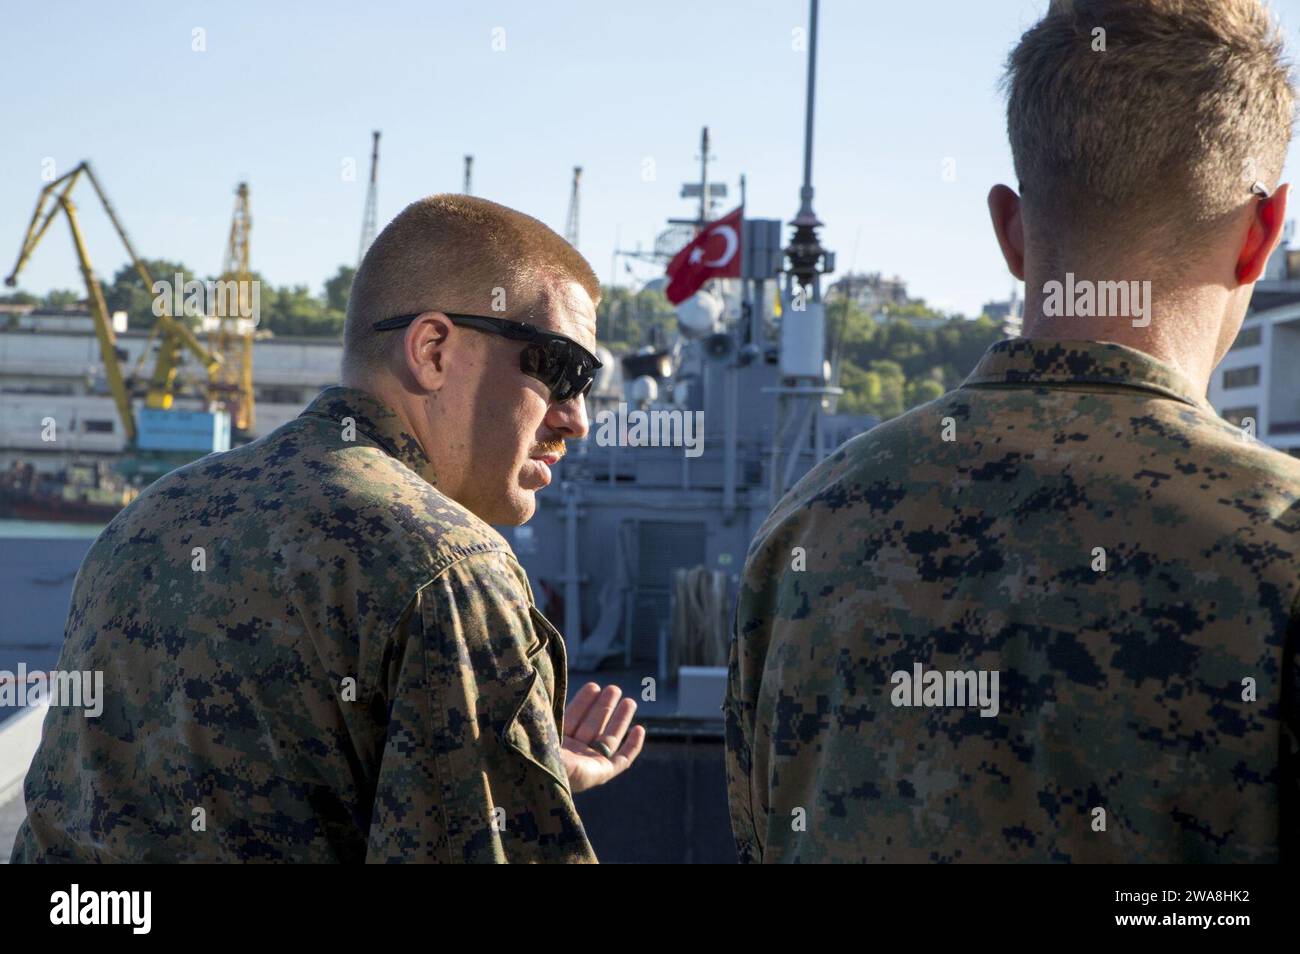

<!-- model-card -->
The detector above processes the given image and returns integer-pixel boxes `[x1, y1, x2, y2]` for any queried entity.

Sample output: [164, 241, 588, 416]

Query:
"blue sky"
[4, 0, 1300, 317]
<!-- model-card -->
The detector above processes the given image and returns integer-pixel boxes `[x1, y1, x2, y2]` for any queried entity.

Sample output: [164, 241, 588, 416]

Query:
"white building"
[828, 272, 911, 316]
[1207, 244, 1300, 459]
[0, 312, 342, 471]
[983, 285, 1023, 337]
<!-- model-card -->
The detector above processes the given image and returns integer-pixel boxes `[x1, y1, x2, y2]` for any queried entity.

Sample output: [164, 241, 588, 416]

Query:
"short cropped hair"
[343, 194, 601, 377]
[1004, 0, 1294, 256]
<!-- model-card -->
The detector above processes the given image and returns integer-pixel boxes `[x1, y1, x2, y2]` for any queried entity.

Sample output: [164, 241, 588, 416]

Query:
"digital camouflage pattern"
[12, 386, 596, 863]
[727, 338, 1300, 863]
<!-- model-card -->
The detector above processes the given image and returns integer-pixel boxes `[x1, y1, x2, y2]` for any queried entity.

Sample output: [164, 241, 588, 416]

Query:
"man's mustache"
[530, 438, 566, 460]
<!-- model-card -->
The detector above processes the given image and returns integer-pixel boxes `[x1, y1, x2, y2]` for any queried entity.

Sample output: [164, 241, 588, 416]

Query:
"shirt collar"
[300, 385, 440, 488]
[962, 338, 1212, 411]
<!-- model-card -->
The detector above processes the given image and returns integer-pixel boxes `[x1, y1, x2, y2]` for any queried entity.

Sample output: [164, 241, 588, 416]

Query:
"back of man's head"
[342, 194, 600, 381]
[1005, 0, 1294, 271]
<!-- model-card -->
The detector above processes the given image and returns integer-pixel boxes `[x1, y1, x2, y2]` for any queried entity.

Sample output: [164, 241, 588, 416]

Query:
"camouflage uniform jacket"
[12, 385, 595, 863]
[726, 338, 1300, 863]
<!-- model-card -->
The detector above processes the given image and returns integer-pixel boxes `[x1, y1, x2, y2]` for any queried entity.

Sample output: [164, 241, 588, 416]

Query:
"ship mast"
[770, 0, 839, 499]
[671, 127, 726, 232]
[697, 126, 713, 225]
[787, 0, 828, 298]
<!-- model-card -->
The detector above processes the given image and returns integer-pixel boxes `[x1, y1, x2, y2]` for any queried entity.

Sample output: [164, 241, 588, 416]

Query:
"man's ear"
[404, 312, 452, 391]
[987, 184, 1026, 281]
[1237, 183, 1289, 284]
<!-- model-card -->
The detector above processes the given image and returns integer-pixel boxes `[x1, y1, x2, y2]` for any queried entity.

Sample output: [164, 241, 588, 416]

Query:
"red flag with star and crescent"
[663, 206, 743, 304]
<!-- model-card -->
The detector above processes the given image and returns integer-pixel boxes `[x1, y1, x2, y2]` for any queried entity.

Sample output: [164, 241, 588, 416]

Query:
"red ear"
[1237, 183, 1289, 284]
[987, 185, 1026, 281]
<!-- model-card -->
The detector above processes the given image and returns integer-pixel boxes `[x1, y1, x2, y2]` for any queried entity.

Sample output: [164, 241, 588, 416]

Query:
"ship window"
[83, 419, 115, 433]
[259, 386, 303, 404]
[1230, 326, 1262, 350]
[1222, 366, 1260, 389]
[1221, 406, 1257, 428]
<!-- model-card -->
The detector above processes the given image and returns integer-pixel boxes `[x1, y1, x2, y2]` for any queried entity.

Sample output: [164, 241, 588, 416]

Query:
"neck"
[341, 372, 429, 452]
[1019, 268, 1232, 395]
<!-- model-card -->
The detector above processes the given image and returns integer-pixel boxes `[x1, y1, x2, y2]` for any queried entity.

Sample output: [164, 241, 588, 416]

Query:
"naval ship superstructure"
[501, 25, 874, 848]
[507, 230, 872, 689]
[507, 0, 868, 732]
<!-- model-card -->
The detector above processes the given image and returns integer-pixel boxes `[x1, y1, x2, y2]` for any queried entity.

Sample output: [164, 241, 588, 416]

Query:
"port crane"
[207, 181, 256, 435]
[4, 161, 223, 445]
[357, 131, 380, 266]
[565, 166, 582, 248]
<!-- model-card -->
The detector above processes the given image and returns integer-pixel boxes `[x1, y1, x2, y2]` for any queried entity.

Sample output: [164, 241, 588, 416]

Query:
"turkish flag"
[664, 207, 743, 304]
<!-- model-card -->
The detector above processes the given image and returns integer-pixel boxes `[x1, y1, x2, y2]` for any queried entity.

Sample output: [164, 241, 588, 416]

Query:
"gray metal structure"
[503, 239, 870, 681]
[356, 131, 380, 267]
[565, 166, 582, 248]
[501, 2, 870, 693]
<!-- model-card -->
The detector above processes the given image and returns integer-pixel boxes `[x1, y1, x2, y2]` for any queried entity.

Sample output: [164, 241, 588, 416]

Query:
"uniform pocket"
[526, 605, 568, 731]
[500, 606, 569, 791]
[501, 668, 569, 791]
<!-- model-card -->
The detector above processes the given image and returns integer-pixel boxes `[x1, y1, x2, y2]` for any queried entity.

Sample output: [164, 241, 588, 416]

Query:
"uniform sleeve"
[724, 601, 762, 863]
[1284, 597, 1300, 863]
[365, 549, 595, 863]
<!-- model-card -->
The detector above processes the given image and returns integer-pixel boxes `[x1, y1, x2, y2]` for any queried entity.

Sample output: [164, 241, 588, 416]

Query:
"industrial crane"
[5, 161, 223, 446]
[207, 182, 256, 435]
[565, 166, 582, 249]
[357, 131, 380, 265]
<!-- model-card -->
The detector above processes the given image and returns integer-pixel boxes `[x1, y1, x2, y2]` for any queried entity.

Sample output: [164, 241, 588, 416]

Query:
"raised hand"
[559, 682, 646, 793]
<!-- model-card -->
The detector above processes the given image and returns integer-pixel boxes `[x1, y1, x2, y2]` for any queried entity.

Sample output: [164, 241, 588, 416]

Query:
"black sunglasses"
[371, 312, 602, 402]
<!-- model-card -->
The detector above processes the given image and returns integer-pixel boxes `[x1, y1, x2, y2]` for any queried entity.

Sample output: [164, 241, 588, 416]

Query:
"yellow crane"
[4, 161, 223, 444]
[207, 182, 256, 435]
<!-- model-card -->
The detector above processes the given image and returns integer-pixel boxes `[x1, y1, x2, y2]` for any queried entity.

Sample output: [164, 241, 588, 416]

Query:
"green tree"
[905, 374, 946, 407]
[43, 289, 81, 308]
[261, 284, 344, 338]
[324, 265, 355, 314]
[596, 284, 677, 353]
[866, 359, 906, 419]
[826, 293, 1003, 421]
[103, 259, 198, 330]
[0, 291, 39, 306]
[836, 360, 876, 416]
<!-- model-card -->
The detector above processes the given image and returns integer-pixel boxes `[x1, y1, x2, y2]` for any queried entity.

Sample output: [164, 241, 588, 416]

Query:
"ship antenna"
[787, 0, 829, 297]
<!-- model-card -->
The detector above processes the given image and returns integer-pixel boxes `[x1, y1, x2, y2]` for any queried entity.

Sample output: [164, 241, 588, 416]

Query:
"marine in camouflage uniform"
[12, 386, 596, 863]
[726, 338, 1300, 862]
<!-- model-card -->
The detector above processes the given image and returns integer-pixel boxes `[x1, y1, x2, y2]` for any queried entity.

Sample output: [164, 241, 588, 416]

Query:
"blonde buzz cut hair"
[343, 194, 601, 378]
[1004, 0, 1295, 258]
